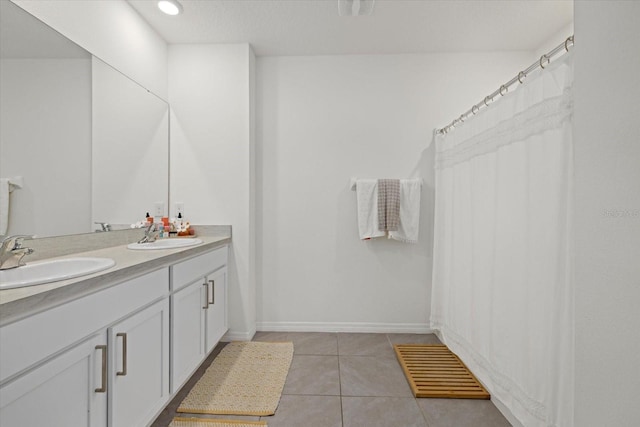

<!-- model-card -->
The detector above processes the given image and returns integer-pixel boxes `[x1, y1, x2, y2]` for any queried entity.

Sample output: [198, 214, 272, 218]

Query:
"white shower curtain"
[431, 53, 574, 427]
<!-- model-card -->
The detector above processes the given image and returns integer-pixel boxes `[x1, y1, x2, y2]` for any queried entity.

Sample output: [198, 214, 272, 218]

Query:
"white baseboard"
[256, 321, 433, 334]
[222, 328, 256, 342]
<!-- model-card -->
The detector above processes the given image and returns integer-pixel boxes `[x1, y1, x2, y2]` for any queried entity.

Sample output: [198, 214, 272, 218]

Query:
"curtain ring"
[459, 114, 465, 123]
[564, 36, 574, 52]
[539, 54, 550, 69]
[483, 96, 491, 107]
[499, 85, 508, 96]
[472, 105, 479, 115]
[517, 71, 526, 84]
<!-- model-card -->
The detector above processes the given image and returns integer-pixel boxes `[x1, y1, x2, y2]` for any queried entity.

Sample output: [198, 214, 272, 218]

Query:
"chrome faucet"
[0, 235, 34, 270]
[137, 222, 159, 244]
[94, 222, 112, 232]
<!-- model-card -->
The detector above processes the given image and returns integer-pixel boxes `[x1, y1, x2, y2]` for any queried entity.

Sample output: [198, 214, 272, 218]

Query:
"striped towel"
[377, 179, 400, 231]
[389, 179, 422, 243]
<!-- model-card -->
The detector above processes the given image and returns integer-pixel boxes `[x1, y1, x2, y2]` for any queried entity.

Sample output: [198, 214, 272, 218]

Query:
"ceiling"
[127, 0, 573, 56]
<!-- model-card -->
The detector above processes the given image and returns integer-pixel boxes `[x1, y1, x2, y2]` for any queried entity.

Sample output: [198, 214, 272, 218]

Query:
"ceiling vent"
[338, 0, 375, 16]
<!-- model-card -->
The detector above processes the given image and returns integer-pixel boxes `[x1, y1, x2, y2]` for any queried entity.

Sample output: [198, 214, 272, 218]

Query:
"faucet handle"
[2, 234, 33, 249]
[94, 222, 112, 232]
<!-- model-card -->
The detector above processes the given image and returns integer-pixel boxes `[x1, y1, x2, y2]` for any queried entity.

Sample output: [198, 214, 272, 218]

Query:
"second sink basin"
[127, 238, 203, 250]
[0, 257, 116, 290]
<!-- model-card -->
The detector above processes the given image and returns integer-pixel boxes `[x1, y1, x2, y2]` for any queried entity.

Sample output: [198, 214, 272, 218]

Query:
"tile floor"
[151, 332, 512, 427]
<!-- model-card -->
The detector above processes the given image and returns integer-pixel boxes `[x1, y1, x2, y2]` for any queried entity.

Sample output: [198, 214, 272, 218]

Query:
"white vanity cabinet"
[0, 243, 229, 427]
[204, 266, 227, 353]
[109, 298, 170, 427]
[171, 279, 206, 391]
[0, 268, 169, 427]
[0, 333, 108, 427]
[171, 246, 228, 393]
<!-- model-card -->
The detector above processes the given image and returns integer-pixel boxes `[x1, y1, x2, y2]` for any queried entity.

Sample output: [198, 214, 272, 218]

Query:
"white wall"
[12, 0, 168, 99]
[169, 44, 256, 340]
[573, 1, 640, 425]
[255, 52, 532, 332]
[0, 58, 92, 237]
[534, 23, 574, 58]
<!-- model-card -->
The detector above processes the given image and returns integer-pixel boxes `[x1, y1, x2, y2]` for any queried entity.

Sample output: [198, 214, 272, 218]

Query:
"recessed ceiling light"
[158, 0, 183, 16]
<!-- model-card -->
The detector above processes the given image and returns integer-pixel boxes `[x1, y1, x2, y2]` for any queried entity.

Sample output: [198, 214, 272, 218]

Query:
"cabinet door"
[0, 333, 107, 427]
[109, 298, 169, 427]
[205, 267, 227, 353]
[171, 279, 206, 393]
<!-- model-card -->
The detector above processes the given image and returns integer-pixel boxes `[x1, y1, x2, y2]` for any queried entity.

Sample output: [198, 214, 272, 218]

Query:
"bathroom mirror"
[0, 1, 169, 238]
[91, 59, 169, 228]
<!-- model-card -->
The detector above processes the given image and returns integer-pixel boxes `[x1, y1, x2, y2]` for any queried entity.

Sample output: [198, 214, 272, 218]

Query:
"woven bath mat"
[177, 341, 294, 416]
[394, 344, 490, 399]
[169, 418, 266, 427]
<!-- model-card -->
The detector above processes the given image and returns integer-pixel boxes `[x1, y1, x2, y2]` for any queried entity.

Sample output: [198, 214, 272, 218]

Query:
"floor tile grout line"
[341, 396, 423, 400]
[338, 338, 345, 427]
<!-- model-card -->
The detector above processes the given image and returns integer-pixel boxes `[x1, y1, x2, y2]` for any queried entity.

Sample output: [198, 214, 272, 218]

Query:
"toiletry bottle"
[177, 212, 185, 231]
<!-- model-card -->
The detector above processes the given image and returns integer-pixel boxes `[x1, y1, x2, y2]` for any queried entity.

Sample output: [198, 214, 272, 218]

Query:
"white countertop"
[0, 233, 231, 327]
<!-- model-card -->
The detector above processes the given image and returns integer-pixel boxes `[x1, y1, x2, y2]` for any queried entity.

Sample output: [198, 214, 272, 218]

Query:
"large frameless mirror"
[0, 0, 169, 238]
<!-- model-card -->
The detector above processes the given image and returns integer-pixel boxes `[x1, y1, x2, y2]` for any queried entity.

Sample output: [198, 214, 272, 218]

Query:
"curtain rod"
[435, 35, 574, 136]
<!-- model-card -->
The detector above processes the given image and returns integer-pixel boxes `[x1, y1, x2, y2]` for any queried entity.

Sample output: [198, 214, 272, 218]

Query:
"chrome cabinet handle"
[95, 345, 107, 393]
[208, 279, 215, 305]
[203, 282, 209, 309]
[116, 333, 128, 376]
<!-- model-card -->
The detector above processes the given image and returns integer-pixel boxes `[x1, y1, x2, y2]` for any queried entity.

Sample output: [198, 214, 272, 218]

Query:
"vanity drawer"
[0, 268, 169, 384]
[171, 246, 227, 291]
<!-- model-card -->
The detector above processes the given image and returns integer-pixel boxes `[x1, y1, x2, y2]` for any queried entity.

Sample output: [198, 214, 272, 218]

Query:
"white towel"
[389, 179, 422, 243]
[0, 178, 10, 236]
[355, 179, 386, 240]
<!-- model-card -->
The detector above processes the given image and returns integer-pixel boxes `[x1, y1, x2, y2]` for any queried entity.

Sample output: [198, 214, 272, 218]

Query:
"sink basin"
[0, 257, 116, 290]
[127, 238, 203, 250]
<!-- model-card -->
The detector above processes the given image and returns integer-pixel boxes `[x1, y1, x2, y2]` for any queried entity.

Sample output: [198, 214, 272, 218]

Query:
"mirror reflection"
[0, 1, 169, 239]
[92, 59, 169, 228]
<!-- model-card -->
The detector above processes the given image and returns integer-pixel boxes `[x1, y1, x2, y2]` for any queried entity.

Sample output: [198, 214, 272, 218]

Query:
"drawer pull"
[208, 279, 215, 305]
[116, 333, 128, 376]
[95, 345, 107, 393]
[203, 282, 209, 309]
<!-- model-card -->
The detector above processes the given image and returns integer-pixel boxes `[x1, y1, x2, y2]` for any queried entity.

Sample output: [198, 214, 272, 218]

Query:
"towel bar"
[350, 177, 423, 191]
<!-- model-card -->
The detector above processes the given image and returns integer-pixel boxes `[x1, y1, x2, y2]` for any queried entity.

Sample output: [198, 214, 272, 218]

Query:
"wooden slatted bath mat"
[394, 344, 490, 399]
